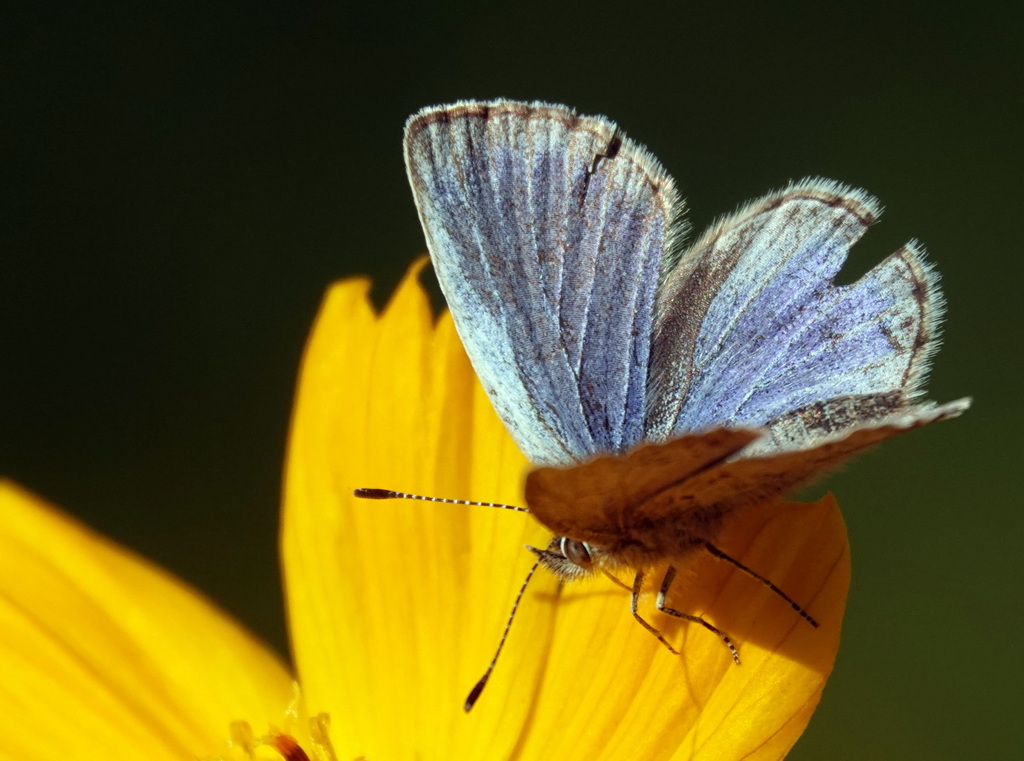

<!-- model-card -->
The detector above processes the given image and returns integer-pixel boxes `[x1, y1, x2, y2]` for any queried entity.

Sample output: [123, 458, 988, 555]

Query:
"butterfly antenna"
[353, 488, 529, 513]
[703, 541, 819, 628]
[464, 555, 542, 712]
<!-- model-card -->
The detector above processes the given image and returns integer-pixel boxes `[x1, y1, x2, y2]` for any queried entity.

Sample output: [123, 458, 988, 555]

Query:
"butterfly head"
[528, 535, 609, 581]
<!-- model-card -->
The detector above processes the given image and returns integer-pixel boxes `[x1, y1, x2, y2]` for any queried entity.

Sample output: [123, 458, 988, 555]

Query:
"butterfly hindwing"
[646, 181, 942, 444]
[527, 398, 968, 563]
[525, 428, 760, 553]
[405, 101, 683, 465]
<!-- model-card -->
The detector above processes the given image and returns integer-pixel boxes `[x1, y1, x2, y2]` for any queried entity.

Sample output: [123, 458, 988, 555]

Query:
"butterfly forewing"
[405, 101, 684, 465]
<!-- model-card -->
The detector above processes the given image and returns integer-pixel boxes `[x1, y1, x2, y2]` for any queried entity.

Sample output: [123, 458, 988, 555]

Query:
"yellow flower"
[0, 261, 850, 760]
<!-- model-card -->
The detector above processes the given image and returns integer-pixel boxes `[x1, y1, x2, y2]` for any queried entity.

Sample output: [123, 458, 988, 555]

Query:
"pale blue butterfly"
[375, 100, 969, 708]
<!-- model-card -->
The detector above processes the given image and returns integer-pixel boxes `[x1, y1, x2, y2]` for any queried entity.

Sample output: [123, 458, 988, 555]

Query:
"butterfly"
[383, 99, 969, 707]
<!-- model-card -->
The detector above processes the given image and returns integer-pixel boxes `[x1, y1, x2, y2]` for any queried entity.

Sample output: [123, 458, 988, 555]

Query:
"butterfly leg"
[703, 542, 819, 628]
[656, 566, 741, 664]
[630, 570, 680, 655]
[602, 569, 632, 592]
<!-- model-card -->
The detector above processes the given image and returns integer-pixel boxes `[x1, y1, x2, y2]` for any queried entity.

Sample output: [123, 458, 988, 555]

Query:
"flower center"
[210, 712, 338, 761]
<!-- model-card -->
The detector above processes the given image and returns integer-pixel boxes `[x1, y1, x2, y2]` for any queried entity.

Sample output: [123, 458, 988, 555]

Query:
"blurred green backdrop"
[3, 1, 1019, 758]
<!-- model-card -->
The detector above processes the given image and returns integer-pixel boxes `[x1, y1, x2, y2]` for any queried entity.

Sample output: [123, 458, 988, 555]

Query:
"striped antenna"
[354, 486, 538, 710]
[353, 488, 529, 513]
[464, 555, 542, 712]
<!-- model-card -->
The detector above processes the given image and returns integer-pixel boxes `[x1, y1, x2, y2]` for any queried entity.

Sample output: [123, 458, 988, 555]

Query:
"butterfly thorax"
[530, 519, 718, 581]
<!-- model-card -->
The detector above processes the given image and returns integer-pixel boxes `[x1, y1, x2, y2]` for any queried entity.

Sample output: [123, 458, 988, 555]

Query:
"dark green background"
[4, 2, 1019, 758]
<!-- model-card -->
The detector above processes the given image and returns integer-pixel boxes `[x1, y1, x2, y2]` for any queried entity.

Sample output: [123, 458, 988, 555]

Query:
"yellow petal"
[282, 261, 849, 760]
[0, 481, 296, 761]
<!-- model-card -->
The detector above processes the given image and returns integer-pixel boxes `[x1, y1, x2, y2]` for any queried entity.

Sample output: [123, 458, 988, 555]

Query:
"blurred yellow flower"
[0, 261, 850, 760]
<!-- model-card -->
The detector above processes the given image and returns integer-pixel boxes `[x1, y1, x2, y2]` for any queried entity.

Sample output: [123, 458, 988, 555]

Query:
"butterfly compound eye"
[560, 537, 594, 569]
